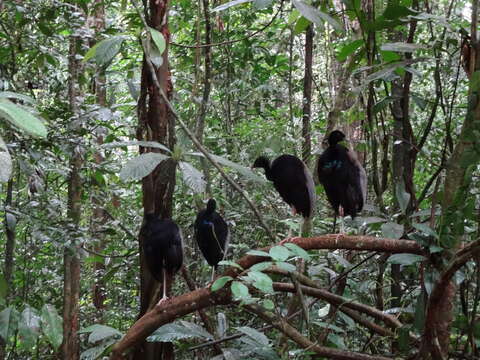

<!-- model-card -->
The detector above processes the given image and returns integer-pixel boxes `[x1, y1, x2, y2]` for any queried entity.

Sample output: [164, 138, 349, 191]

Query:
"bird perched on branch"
[317, 130, 367, 232]
[142, 214, 183, 305]
[194, 198, 230, 281]
[253, 154, 316, 235]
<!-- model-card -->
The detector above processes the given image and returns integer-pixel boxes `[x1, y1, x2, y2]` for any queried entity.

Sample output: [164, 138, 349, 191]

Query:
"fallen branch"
[109, 235, 422, 359]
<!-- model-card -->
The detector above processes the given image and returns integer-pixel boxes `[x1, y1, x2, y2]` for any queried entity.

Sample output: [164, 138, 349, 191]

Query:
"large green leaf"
[387, 254, 425, 265]
[212, 0, 253, 12]
[41, 304, 63, 350]
[79, 324, 122, 343]
[231, 281, 250, 301]
[147, 321, 212, 342]
[244, 271, 274, 294]
[395, 180, 411, 214]
[292, 0, 343, 31]
[0, 91, 35, 104]
[102, 141, 172, 153]
[18, 307, 41, 348]
[0, 306, 19, 342]
[148, 27, 166, 54]
[189, 152, 265, 183]
[337, 39, 364, 61]
[237, 326, 269, 345]
[269, 246, 290, 261]
[0, 136, 12, 182]
[381, 222, 404, 239]
[283, 243, 310, 261]
[84, 36, 125, 66]
[380, 42, 426, 53]
[0, 99, 47, 138]
[179, 161, 206, 193]
[211, 276, 233, 291]
[80, 338, 117, 360]
[120, 152, 170, 181]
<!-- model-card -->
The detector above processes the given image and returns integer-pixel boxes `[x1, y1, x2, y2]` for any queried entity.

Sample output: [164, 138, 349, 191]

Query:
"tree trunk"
[301, 25, 313, 166]
[60, 27, 84, 360]
[134, 0, 176, 358]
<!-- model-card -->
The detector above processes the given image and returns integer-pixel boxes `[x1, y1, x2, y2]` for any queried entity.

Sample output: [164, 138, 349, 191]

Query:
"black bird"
[142, 214, 183, 304]
[252, 154, 316, 221]
[194, 199, 230, 281]
[317, 130, 367, 232]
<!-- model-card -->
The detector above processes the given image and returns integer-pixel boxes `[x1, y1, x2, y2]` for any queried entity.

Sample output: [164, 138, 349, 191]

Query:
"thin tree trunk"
[134, 0, 176, 358]
[61, 20, 84, 358]
[91, 0, 108, 318]
[301, 25, 313, 166]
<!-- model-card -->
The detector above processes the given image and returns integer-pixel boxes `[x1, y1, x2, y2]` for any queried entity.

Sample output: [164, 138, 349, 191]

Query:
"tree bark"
[60, 28, 84, 360]
[301, 25, 313, 165]
[134, 0, 176, 358]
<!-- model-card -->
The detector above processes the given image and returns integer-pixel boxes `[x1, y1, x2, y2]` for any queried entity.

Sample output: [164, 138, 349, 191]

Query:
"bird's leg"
[291, 206, 297, 216]
[211, 267, 215, 282]
[334, 207, 345, 244]
[157, 268, 168, 305]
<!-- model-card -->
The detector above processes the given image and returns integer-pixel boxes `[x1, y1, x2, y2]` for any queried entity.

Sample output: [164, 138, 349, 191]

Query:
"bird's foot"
[156, 295, 169, 306]
[279, 236, 300, 246]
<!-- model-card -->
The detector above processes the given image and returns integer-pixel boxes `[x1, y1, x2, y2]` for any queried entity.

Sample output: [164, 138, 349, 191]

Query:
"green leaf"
[0, 99, 47, 138]
[380, 42, 426, 53]
[0, 91, 35, 104]
[18, 307, 41, 348]
[245, 271, 274, 294]
[395, 180, 411, 214]
[41, 304, 63, 350]
[237, 326, 269, 345]
[337, 39, 364, 61]
[262, 299, 274, 310]
[120, 152, 170, 181]
[179, 161, 206, 193]
[372, 96, 394, 115]
[212, 0, 253, 12]
[387, 254, 425, 265]
[80, 338, 117, 360]
[102, 141, 172, 153]
[292, 0, 343, 31]
[0, 136, 12, 182]
[412, 223, 438, 239]
[218, 260, 243, 269]
[189, 152, 265, 183]
[294, 16, 311, 35]
[246, 250, 271, 258]
[250, 261, 273, 271]
[283, 243, 310, 261]
[148, 27, 166, 55]
[0, 306, 19, 342]
[383, 4, 417, 19]
[84, 36, 125, 66]
[253, 0, 272, 9]
[231, 281, 250, 300]
[147, 321, 213, 342]
[211, 276, 233, 291]
[357, 216, 387, 225]
[79, 324, 122, 343]
[269, 246, 291, 261]
[381, 222, 404, 239]
[275, 262, 297, 272]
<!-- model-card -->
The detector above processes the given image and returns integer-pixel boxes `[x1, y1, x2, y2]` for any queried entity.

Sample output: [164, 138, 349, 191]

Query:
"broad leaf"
[120, 152, 170, 181]
[80, 338, 117, 360]
[18, 307, 41, 348]
[387, 254, 425, 265]
[253, 0, 272, 9]
[79, 324, 122, 343]
[218, 260, 243, 269]
[337, 39, 364, 61]
[381, 222, 404, 239]
[250, 261, 273, 271]
[84, 36, 125, 66]
[380, 42, 426, 53]
[0, 91, 35, 104]
[412, 223, 438, 239]
[211, 276, 233, 291]
[283, 243, 310, 261]
[147, 321, 212, 342]
[212, 0, 253, 12]
[269, 246, 290, 261]
[0, 136, 12, 182]
[292, 0, 343, 31]
[245, 271, 274, 294]
[102, 141, 172, 153]
[0, 306, 19, 342]
[0, 99, 47, 138]
[231, 281, 250, 300]
[237, 326, 269, 345]
[246, 250, 271, 258]
[179, 161, 206, 193]
[149, 27, 166, 54]
[41, 304, 63, 350]
[395, 180, 411, 214]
